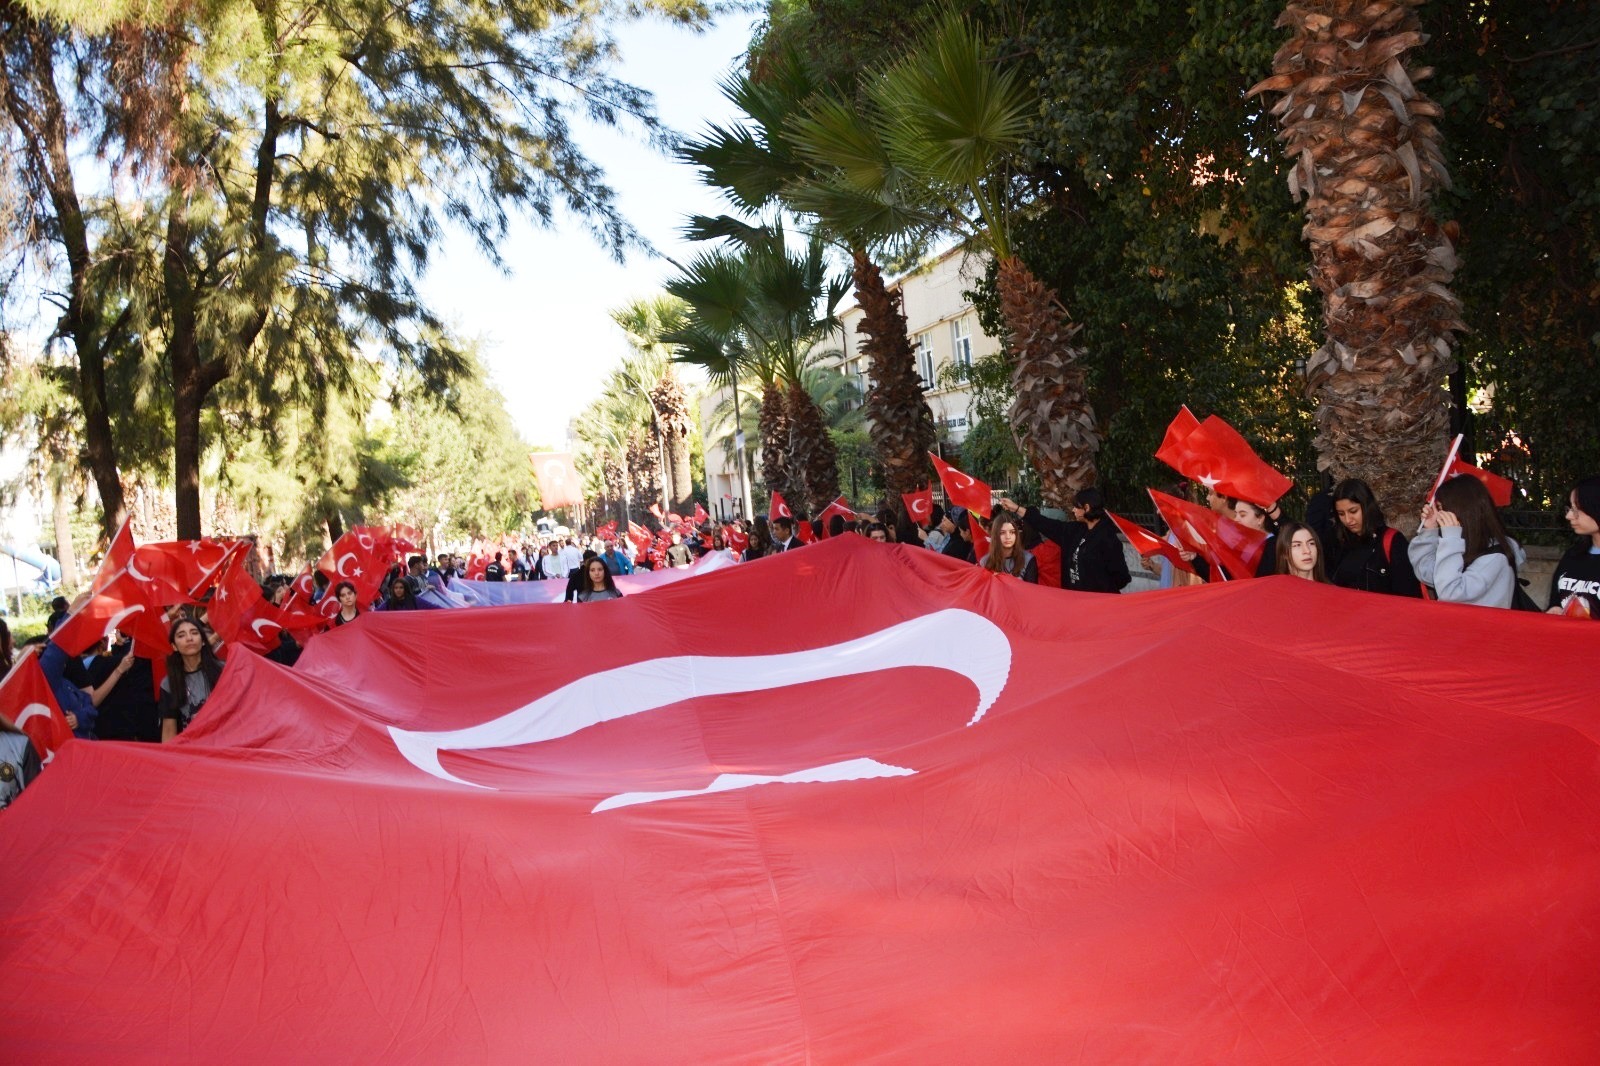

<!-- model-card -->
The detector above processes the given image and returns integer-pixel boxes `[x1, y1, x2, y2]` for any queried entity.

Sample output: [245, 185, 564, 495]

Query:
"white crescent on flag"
[126, 555, 153, 583]
[102, 605, 144, 644]
[910, 497, 929, 517]
[389, 608, 1012, 807]
[336, 552, 359, 577]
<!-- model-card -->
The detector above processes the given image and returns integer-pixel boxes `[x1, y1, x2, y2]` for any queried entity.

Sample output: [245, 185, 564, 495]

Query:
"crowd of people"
[2, 468, 1596, 810]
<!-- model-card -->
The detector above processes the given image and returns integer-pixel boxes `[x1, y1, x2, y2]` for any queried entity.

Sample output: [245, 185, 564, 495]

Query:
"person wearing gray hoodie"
[1408, 475, 1526, 609]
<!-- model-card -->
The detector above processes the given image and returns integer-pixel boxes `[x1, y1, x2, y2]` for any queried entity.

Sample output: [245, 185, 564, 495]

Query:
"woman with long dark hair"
[574, 557, 623, 602]
[1549, 475, 1600, 617]
[159, 618, 226, 741]
[982, 513, 1038, 583]
[331, 581, 362, 626]
[380, 576, 421, 611]
[1408, 475, 1525, 608]
[1274, 522, 1329, 583]
[1326, 478, 1420, 596]
[0, 618, 12, 674]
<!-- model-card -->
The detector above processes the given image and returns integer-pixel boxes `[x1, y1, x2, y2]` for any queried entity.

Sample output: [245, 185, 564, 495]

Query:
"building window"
[951, 317, 973, 367]
[916, 334, 935, 389]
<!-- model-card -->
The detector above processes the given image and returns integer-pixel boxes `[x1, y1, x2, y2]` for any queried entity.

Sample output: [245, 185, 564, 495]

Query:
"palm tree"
[1248, 2, 1463, 522]
[610, 296, 696, 512]
[680, 50, 939, 517]
[666, 222, 851, 514]
[792, 13, 1101, 505]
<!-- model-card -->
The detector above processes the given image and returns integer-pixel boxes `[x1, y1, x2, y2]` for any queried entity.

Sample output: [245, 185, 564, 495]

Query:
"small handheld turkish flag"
[929, 453, 992, 518]
[769, 491, 792, 520]
[817, 497, 855, 535]
[902, 485, 934, 525]
[724, 525, 749, 553]
[1429, 436, 1514, 508]
[969, 515, 990, 560]
[0, 646, 74, 762]
[693, 502, 710, 525]
[1147, 489, 1268, 582]
[1155, 409, 1292, 508]
[1108, 512, 1198, 577]
[92, 518, 136, 594]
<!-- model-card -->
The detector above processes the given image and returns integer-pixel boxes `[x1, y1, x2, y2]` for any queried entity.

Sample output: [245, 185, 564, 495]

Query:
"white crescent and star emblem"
[389, 609, 1013, 812]
[910, 497, 929, 517]
[126, 554, 153, 583]
[250, 618, 282, 639]
[335, 552, 359, 577]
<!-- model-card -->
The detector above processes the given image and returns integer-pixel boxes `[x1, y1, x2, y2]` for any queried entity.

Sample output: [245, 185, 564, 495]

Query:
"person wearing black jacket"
[939, 507, 976, 563]
[1000, 488, 1130, 593]
[1326, 478, 1421, 597]
[1548, 475, 1600, 617]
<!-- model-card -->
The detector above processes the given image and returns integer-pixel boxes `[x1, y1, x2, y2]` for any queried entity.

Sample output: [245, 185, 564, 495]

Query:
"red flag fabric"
[723, 525, 749, 553]
[1445, 458, 1515, 508]
[1033, 538, 1062, 588]
[1562, 595, 1591, 619]
[693, 503, 710, 526]
[768, 491, 792, 521]
[0, 646, 74, 762]
[1155, 410, 1293, 508]
[1108, 512, 1198, 578]
[901, 485, 934, 525]
[390, 524, 423, 555]
[928, 452, 992, 518]
[318, 530, 388, 605]
[794, 519, 815, 544]
[968, 514, 989, 560]
[125, 540, 237, 606]
[1153, 404, 1204, 476]
[49, 569, 171, 656]
[529, 452, 582, 509]
[465, 555, 488, 581]
[2, 538, 1598, 1061]
[91, 519, 135, 594]
[1148, 489, 1268, 581]
[627, 522, 653, 552]
[817, 496, 855, 535]
[205, 557, 282, 654]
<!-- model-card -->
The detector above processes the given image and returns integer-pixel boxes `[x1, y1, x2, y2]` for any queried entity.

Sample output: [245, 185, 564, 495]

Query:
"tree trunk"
[997, 256, 1100, 506]
[325, 508, 345, 542]
[0, 16, 128, 542]
[787, 381, 841, 514]
[50, 473, 78, 588]
[758, 382, 800, 510]
[852, 248, 937, 515]
[173, 368, 205, 540]
[1250, 0, 1464, 526]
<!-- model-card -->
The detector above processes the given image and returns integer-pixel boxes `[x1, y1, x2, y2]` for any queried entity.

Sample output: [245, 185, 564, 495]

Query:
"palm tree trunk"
[852, 248, 937, 514]
[1250, 0, 1464, 525]
[787, 381, 841, 513]
[997, 256, 1099, 506]
[758, 383, 801, 509]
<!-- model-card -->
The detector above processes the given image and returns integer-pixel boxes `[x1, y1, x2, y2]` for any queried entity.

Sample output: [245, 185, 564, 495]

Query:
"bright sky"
[417, 10, 760, 450]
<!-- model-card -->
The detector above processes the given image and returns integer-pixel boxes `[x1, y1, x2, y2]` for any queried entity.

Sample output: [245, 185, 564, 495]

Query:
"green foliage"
[377, 351, 537, 542]
[2, 0, 707, 534]
[1424, 2, 1600, 506]
[941, 351, 1024, 485]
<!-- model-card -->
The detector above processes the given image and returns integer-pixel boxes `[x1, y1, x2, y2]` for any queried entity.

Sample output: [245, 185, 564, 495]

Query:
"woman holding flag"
[1408, 476, 1525, 609]
[999, 489, 1130, 594]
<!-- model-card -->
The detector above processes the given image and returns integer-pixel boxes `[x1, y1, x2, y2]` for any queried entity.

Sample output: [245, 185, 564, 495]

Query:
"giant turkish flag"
[2, 539, 1598, 1061]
